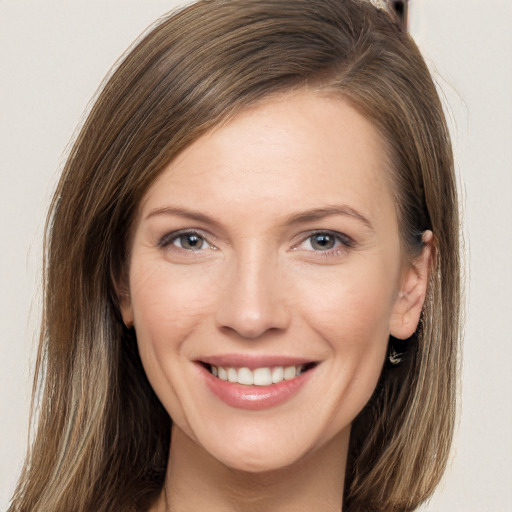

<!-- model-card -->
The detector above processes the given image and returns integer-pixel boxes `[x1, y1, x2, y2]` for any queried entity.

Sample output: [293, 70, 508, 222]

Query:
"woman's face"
[121, 90, 429, 472]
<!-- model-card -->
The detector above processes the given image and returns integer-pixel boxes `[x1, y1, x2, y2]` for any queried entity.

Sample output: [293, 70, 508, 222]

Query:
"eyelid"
[293, 230, 355, 252]
[157, 228, 217, 250]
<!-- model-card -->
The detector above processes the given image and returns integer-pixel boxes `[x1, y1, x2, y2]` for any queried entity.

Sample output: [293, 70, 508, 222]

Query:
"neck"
[153, 425, 349, 512]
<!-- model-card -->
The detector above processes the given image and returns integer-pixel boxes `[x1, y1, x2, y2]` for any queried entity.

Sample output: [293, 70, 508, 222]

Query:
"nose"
[215, 249, 291, 339]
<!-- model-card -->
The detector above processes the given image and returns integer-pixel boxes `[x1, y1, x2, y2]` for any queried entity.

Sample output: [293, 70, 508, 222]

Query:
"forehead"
[140, 90, 396, 230]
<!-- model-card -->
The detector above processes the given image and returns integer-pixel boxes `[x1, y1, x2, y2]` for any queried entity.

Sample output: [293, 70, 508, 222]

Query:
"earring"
[388, 335, 409, 366]
[388, 346, 404, 365]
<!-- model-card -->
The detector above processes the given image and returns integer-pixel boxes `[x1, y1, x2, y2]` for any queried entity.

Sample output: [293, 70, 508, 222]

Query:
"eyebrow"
[284, 205, 374, 231]
[145, 204, 374, 231]
[145, 206, 225, 230]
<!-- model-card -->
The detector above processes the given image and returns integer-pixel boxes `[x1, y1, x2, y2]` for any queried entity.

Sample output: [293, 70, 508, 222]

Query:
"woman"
[8, 0, 460, 511]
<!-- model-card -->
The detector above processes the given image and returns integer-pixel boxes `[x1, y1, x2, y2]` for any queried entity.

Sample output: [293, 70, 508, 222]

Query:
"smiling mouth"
[201, 362, 317, 386]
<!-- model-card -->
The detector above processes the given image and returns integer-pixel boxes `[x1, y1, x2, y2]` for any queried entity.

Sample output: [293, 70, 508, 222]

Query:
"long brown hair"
[9, 1, 460, 511]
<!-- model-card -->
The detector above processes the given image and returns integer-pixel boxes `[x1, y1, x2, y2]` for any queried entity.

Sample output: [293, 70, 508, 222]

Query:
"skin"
[121, 90, 432, 511]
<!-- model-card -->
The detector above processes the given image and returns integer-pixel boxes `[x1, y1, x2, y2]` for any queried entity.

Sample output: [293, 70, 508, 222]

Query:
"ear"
[111, 264, 134, 328]
[390, 231, 434, 340]
[119, 294, 134, 329]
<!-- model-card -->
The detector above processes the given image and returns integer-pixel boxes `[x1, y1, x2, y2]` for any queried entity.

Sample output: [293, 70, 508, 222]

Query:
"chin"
[215, 452, 306, 475]
[186, 416, 351, 476]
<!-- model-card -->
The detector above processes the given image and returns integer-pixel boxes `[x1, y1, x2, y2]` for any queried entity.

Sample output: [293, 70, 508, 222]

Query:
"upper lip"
[196, 354, 317, 370]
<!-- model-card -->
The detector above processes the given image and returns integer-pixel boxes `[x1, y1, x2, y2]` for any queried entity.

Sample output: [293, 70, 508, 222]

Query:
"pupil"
[312, 234, 334, 250]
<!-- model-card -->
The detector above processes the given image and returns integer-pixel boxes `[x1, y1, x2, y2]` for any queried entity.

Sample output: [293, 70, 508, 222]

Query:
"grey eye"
[174, 233, 207, 250]
[309, 233, 336, 250]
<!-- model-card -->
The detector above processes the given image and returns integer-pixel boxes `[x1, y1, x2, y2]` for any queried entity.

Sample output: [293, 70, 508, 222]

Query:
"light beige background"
[1, 1, 511, 510]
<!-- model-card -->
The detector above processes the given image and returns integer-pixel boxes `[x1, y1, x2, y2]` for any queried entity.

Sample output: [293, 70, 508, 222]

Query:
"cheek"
[128, 259, 217, 411]
[130, 259, 216, 347]
[297, 262, 397, 420]
[300, 259, 397, 346]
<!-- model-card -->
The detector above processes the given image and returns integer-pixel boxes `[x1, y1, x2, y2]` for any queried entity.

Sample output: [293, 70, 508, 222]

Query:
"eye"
[173, 233, 208, 250]
[308, 233, 338, 251]
[158, 230, 216, 252]
[296, 231, 354, 253]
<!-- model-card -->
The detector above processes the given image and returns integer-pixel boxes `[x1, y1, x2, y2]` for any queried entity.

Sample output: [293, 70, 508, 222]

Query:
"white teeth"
[284, 366, 296, 380]
[253, 367, 272, 386]
[209, 364, 309, 386]
[227, 367, 238, 383]
[271, 366, 284, 383]
[218, 367, 228, 381]
[237, 367, 253, 385]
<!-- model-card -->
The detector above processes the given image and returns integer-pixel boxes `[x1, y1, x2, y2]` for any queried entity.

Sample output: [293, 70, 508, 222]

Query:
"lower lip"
[200, 365, 314, 411]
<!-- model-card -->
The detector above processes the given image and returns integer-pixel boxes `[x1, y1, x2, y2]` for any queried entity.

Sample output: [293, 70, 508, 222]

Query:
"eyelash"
[158, 229, 217, 252]
[294, 230, 354, 258]
[157, 229, 354, 258]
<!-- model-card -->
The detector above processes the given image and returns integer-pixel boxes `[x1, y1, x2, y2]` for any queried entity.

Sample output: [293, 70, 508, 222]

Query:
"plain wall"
[1, 1, 511, 510]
